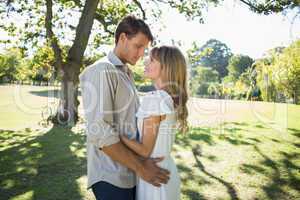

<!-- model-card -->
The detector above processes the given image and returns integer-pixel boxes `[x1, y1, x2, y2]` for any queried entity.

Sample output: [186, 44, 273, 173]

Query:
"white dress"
[135, 90, 181, 200]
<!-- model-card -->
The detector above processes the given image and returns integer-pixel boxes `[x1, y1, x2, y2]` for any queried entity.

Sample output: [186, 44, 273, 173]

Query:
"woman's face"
[144, 55, 162, 80]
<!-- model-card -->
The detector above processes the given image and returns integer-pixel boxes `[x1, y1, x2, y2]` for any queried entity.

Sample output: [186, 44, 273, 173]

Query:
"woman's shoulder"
[140, 90, 173, 107]
[143, 89, 172, 100]
[137, 89, 175, 117]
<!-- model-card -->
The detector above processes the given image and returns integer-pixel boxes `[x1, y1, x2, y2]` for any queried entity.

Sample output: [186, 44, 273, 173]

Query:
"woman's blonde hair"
[150, 46, 189, 133]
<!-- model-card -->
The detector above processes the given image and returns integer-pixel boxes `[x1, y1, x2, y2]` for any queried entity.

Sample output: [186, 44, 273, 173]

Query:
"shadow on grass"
[175, 126, 241, 200]
[183, 189, 207, 200]
[29, 89, 61, 99]
[29, 89, 81, 99]
[177, 121, 300, 199]
[240, 145, 300, 199]
[0, 126, 86, 200]
[222, 122, 249, 126]
[192, 144, 240, 200]
[255, 124, 265, 129]
[288, 128, 300, 139]
[217, 122, 259, 146]
[176, 127, 215, 148]
[176, 162, 211, 200]
[288, 128, 300, 133]
[221, 123, 300, 199]
[218, 134, 252, 146]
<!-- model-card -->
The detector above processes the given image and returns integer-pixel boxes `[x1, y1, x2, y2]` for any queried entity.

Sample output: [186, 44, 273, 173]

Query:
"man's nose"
[139, 48, 145, 58]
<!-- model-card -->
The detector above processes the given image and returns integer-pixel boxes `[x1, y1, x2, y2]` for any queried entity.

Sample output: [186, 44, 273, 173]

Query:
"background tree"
[225, 54, 254, 82]
[232, 70, 253, 99]
[254, 55, 278, 102]
[27, 46, 56, 85]
[188, 39, 233, 78]
[208, 82, 224, 98]
[239, 0, 300, 14]
[190, 67, 219, 96]
[0, 0, 221, 126]
[1, 0, 299, 126]
[273, 39, 300, 104]
[0, 48, 23, 83]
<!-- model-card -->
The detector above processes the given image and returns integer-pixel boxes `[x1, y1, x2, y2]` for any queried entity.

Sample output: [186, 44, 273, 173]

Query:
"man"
[79, 15, 170, 200]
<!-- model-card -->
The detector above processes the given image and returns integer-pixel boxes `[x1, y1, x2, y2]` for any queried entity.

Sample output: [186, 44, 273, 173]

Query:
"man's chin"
[128, 60, 137, 65]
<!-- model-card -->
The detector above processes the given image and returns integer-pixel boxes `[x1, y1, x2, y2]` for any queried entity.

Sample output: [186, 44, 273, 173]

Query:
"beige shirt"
[79, 51, 140, 189]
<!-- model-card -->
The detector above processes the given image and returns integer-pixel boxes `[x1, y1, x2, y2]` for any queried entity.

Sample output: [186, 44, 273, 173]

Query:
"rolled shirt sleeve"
[80, 64, 120, 149]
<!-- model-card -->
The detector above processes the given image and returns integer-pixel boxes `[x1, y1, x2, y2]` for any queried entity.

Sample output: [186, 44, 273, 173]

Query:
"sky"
[151, 0, 300, 59]
[1, 0, 300, 59]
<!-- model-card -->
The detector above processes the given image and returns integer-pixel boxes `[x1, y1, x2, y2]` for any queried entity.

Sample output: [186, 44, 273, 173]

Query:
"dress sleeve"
[136, 91, 174, 119]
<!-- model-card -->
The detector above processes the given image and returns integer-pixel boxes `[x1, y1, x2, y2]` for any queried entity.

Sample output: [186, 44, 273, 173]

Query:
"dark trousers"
[91, 181, 136, 200]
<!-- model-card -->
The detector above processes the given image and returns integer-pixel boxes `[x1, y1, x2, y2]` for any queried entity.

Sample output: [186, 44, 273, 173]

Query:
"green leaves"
[246, 0, 300, 14]
[272, 39, 300, 102]
[165, 0, 220, 23]
[188, 39, 233, 78]
[190, 67, 220, 96]
[226, 54, 254, 82]
[0, 48, 23, 82]
[253, 39, 300, 103]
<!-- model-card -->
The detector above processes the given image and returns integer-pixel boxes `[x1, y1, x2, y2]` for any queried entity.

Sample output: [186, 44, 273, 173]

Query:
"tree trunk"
[51, 0, 100, 126]
[53, 62, 80, 126]
[294, 89, 299, 105]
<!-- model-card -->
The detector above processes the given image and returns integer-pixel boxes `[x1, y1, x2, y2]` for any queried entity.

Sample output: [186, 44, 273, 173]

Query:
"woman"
[121, 45, 189, 200]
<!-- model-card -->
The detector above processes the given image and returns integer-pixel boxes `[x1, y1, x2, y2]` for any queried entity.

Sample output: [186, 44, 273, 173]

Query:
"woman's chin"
[143, 74, 153, 80]
[143, 72, 149, 78]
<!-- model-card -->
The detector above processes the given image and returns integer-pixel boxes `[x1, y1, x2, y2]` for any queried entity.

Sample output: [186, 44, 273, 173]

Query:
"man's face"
[119, 32, 150, 65]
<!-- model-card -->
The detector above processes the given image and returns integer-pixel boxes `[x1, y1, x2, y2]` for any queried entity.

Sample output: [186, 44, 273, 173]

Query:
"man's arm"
[102, 141, 169, 187]
[80, 65, 169, 187]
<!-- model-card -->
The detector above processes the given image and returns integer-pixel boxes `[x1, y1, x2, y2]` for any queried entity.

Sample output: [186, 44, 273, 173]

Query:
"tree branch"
[68, 0, 83, 7]
[133, 0, 146, 19]
[94, 12, 114, 35]
[69, 0, 114, 39]
[154, 0, 168, 4]
[6, 0, 13, 6]
[45, 0, 63, 77]
[67, 0, 100, 65]
[238, 0, 260, 12]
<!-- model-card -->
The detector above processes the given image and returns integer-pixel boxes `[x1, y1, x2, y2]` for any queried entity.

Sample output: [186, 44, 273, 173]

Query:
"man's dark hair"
[115, 15, 154, 44]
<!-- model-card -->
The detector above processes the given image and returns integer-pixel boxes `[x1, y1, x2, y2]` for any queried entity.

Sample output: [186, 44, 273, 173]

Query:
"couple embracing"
[79, 15, 188, 200]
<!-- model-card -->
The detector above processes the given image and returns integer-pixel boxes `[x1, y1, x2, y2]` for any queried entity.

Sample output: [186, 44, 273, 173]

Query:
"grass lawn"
[0, 85, 299, 199]
[0, 85, 60, 130]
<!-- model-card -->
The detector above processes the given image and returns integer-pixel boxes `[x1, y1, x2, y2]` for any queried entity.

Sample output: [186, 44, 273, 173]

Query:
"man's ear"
[119, 33, 127, 43]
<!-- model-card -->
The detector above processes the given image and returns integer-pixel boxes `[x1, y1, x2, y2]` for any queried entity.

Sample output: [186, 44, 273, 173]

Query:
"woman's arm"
[121, 115, 166, 158]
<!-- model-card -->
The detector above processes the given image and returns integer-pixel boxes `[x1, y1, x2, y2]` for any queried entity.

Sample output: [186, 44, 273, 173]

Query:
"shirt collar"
[108, 50, 124, 66]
